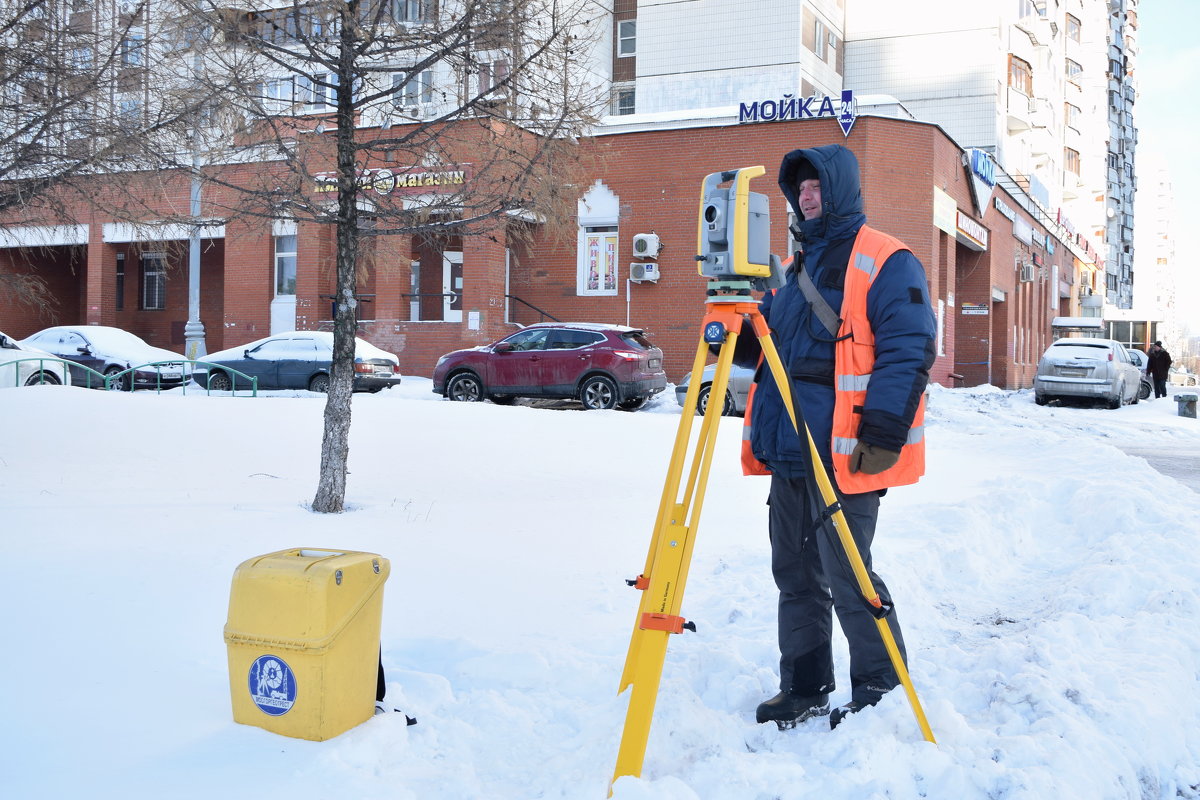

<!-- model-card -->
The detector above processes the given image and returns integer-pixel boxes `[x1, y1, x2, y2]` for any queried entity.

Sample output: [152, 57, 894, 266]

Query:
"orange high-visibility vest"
[741, 225, 926, 493]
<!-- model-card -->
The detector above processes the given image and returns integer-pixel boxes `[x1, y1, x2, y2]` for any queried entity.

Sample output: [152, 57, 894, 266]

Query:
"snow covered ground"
[2, 378, 1198, 799]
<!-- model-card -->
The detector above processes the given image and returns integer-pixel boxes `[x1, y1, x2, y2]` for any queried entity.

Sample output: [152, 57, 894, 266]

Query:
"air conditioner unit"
[631, 262, 659, 283]
[632, 233, 661, 258]
[1019, 263, 1035, 282]
[1078, 286, 1092, 299]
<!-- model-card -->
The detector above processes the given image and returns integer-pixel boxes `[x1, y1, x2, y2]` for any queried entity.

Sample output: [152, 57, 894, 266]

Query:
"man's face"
[797, 178, 822, 220]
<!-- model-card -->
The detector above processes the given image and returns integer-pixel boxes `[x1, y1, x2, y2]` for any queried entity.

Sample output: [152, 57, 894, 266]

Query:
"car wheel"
[1107, 382, 1123, 410]
[618, 397, 648, 411]
[1138, 380, 1151, 401]
[105, 366, 131, 391]
[308, 373, 331, 393]
[696, 385, 735, 416]
[1034, 394, 1049, 406]
[24, 371, 61, 386]
[207, 371, 233, 392]
[447, 372, 484, 402]
[580, 375, 618, 410]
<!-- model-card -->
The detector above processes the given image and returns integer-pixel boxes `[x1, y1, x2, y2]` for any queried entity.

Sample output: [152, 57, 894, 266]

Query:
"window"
[548, 329, 604, 349]
[115, 253, 125, 311]
[1066, 13, 1081, 42]
[1017, 0, 1045, 17]
[813, 18, 826, 59]
[1009, 55, 1032, 95]
[297, 73, 337, 111]
[617, 19, 636, 57]
[579, 226, 618, 296]
[117, 95, 143, 127]
[275, 235, 297, 296]
[70, 46, 94, 71]
[120, 28, 144, 67]
[477, 58, 509, 96]
[141, 253, 166, 310]
[258, 8, 298, 44]
[1065, 102, 1080, 129]
[502, 328, 551, 351]
[392, 69, 433, 108]
[1064, 147, 1081, 175]
[1066, 58, 1083, 82]
[613, 86, 635, 115]
[263, 77, 295, 113]
[390, 0, 428, 22]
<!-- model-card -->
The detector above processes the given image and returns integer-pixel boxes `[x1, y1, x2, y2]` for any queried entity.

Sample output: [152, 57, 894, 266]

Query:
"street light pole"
[184, 53, 206, 360]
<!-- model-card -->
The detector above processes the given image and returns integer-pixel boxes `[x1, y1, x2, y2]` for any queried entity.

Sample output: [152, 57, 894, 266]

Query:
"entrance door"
[442, 251, 463, 322]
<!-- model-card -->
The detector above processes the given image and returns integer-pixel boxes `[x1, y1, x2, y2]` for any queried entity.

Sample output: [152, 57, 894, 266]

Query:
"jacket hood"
[778, 144, 866, 244]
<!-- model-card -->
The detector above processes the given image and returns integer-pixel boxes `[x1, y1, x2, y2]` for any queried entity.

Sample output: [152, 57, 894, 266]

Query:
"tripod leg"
[751, 316, 936, 744]
[612, 336, 741, 790]
[618, 337, 712, 693]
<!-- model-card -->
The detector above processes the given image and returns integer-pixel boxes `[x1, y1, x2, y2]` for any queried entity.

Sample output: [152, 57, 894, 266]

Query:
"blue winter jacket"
[737, 144, 936, 479]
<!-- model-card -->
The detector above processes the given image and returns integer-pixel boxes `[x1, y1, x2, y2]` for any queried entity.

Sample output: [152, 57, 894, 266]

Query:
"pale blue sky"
[1134, 0, 1200, 330]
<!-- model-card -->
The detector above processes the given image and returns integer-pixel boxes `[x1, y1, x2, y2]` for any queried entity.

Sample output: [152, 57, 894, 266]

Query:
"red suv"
[433, 322, 667, 410]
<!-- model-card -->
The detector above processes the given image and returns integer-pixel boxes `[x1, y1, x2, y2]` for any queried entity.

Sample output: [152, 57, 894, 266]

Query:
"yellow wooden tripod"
[610, 285, 936, 793]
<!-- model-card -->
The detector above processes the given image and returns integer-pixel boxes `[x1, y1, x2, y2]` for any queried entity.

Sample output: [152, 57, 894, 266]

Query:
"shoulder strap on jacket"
[796, 267, 841, 338]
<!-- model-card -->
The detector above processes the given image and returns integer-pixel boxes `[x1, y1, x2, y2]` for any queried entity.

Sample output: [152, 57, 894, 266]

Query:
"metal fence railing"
[0, 357, 258, 396]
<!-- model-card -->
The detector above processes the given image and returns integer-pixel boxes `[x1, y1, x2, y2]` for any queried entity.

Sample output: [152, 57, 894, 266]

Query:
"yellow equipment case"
[224, 548, 390, 741]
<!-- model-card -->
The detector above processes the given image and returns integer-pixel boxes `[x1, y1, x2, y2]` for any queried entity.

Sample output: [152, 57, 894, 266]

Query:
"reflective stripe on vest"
[832, 424, 926, 455]
[829, 225, 927, 493]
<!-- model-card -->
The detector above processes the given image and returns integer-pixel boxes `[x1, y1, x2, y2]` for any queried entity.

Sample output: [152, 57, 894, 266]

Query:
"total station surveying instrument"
[609, 166, 936, 792]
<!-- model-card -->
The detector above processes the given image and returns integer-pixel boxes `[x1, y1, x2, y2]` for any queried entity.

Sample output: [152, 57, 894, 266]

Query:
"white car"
[0, 329, 69, 388]
[674, 363, 756, 416]
[1169, 368, 1198, 387]
[1034, 338, 1142, 408]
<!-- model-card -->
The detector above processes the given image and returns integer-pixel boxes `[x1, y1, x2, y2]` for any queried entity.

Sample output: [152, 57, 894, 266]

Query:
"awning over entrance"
[0, 224, 88, 248]
[102, 221, 226, 242]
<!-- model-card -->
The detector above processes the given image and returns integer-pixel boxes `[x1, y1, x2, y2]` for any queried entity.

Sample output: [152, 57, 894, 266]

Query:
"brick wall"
[0, 114, 1073, 389]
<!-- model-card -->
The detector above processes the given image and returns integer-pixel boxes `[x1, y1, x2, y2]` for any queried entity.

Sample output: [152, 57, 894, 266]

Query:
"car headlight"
[436, 355, 449, 368]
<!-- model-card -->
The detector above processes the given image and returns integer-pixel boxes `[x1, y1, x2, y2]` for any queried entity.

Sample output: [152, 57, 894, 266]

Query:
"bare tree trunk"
[312, 4, 362, 514]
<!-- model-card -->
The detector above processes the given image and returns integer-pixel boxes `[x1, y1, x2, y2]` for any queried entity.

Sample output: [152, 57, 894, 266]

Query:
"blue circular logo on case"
[248, 654, 297, 716]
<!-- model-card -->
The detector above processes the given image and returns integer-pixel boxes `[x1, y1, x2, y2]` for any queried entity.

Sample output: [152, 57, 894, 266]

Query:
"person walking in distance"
[733, 144, 936, 729]
[1146, 341, 1173, 399]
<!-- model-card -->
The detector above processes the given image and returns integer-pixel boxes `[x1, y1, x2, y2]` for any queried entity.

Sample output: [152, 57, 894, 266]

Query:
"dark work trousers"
[767, 473, 907, 704]
[1153, 377, 1168, 398]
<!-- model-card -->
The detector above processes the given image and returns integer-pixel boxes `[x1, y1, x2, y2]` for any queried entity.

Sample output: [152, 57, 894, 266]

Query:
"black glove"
[849, 442, 901, 475]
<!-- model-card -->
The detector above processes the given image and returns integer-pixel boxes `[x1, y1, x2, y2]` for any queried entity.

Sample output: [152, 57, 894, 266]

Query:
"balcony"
[1006, 87, 1034, 133]
[1015, 14, 1055, 47]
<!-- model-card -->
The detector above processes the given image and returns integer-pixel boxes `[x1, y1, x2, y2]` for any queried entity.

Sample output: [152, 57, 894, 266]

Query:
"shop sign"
[961, 302, 988, 315]
[1013, 215, 1034, 246]
[955, 210, 988, 251]
[993, 196, 1016, 222]
[964, 148, 996, 215]
[933, 187, 957, 236]
[315, 166, 468, 196]
[739, 89, 859, 137]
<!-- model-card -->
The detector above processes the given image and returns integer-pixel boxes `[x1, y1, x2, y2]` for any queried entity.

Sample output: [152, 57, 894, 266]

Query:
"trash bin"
[224, 548, 390, 741]
[1176, 393, 1198, 419]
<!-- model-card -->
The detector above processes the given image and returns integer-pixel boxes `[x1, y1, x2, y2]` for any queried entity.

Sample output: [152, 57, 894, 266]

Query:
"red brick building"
[1, 113, 1088, 390]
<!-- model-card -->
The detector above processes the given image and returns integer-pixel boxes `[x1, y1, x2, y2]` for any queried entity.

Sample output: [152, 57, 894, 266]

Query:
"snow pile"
[1, 381, 1198, 799]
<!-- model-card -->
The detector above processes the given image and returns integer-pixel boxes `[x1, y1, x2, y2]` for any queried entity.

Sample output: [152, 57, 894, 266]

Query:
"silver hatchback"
[1034, 338, 1142, 408]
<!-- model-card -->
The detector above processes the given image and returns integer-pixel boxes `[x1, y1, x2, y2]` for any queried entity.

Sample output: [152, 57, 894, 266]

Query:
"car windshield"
[620, 331, 654, 350]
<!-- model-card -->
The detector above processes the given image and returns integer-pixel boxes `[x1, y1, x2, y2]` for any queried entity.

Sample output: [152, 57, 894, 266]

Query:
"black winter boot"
[755, 691, 830, 729]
